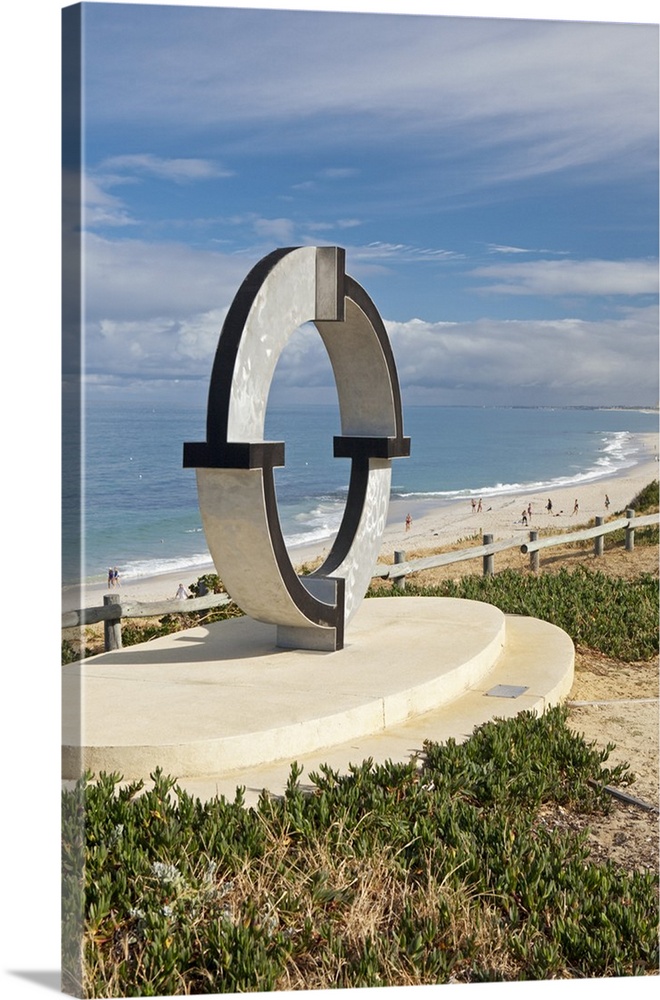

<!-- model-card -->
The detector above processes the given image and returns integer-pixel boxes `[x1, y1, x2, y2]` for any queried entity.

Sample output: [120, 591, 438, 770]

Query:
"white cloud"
[82, 176, 136, 228]
[99, 153, 232, 182]
[252, 216, 296, 242]
[470, 259, 659, 297]
[82, 233, 254, 325]
[385, 307, 659, 405]
[264, 305, 660, 407]
[306, 219, 362, 232]
[95, 308, 229, 376]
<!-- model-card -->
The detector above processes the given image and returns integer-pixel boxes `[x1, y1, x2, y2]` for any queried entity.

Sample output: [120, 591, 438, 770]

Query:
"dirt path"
[561, 649, 658, 874]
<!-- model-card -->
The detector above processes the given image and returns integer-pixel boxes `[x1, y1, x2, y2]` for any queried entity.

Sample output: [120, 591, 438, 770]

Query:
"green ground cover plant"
[626, 479, 659, 512]
[604, 479, 659, 548]
[368, 566, 658, 661]
[62, 705, 658, 996]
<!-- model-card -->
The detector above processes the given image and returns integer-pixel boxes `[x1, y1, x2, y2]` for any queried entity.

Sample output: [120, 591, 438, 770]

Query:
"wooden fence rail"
[373, 535, 523, 583]
[373, 509, 658, 582]
[63, 510, 657, 651]
[63, 592, 233, 651]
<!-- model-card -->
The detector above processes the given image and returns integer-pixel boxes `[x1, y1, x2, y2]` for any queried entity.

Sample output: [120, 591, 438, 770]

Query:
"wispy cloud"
[83, 155, 234, 231]
[318, 167, 359, 180]
[352, 242, 464, 263]
[306, 219, 362, 232]
[85, 11, 658, 186]
[486, 244, 571, 256]
[83, 176, 137, 228]
[251, 216, 296, 243]
[98, 154, 232, 183]
[471, 259, 659, 296]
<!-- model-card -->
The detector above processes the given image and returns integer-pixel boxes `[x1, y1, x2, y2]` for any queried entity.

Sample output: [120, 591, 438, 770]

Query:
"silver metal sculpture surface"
[184, 246, 410, 650]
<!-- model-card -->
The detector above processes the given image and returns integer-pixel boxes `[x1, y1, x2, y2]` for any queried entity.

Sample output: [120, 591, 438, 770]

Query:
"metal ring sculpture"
[184, 246, 410, 650]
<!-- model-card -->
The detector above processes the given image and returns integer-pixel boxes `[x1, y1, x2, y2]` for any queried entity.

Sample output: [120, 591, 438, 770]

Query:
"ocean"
[62, 400, 658, 586]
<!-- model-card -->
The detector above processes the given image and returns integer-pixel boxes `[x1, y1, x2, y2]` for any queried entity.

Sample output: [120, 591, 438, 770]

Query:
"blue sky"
[63, 3, 658, 405]
[70, 1, 659, 408]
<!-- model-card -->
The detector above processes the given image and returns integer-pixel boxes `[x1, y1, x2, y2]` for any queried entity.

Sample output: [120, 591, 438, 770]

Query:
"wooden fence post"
[482, 534, 494, 576]
[103, 594, 123, 651]
[393, 550, 406, 591]
[528, 530, 539, 572]
[594, 516, 604, 557]
[625, 509, 635, 552]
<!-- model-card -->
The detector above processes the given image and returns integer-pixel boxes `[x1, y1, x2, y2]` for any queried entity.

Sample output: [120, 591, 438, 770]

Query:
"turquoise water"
[62, 400, 657, 585]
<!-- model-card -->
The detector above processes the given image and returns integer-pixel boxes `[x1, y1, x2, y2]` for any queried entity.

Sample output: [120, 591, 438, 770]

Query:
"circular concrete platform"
[63, 597, 508, 780]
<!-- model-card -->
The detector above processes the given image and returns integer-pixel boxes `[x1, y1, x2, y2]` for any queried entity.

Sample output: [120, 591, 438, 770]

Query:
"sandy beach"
[63, 430, 658, 613]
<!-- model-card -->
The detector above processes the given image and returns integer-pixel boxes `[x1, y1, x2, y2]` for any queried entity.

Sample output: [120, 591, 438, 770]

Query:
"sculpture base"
[62, 597, 574, 785]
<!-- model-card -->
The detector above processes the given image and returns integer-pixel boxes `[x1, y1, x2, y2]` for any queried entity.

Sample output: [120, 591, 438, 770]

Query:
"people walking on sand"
[605, 494, 610, 510]
[108, 568, 114, 589]
[405, 513, 412, 532]
[527, 503, 532, 520]
[546, 498, 553, 514]
[572, 499, 579, 516]
[521, 509, 528, 526]
[477, 498, 483, 513]
[471, 498, 476, 513]
[112, 567, 120, 587]
[175, 583, 190, 600]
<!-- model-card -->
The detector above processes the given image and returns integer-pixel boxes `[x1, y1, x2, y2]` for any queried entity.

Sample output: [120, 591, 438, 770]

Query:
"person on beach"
[572, 499, 579, 516]
[112, 567, 120, 587]
[108, 568, 114, 589]
[546, 499, 553, 514]
[175, 583, 190, 600]
[605, 494, 610, 510]
[521, 509, 528, 526]
[527, 503, 532, 520]
[477, 498, 483, 513]
[405, 513, 412, 532]
[471, 498, 476, 513]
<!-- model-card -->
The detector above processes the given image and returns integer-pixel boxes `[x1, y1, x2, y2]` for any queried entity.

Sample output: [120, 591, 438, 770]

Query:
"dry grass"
[185, 826, 515, 990]
[370, 534, 658, 592]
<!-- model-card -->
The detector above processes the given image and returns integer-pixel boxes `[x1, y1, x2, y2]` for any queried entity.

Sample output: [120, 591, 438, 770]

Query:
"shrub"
[626, 479, 659, 513]
[62, 639, 81, 664]
[189, 573, 225, 596]
[63, 707, 658, 995]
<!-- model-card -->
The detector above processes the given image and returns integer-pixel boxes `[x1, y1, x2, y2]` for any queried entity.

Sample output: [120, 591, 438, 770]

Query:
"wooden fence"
[62, 591, 234, 652]
[374, 509, 657, 587]
[63, 509, 658, 650]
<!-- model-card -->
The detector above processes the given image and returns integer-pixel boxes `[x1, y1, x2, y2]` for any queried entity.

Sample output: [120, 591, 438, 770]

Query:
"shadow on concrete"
[65, 617, 328, 667]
